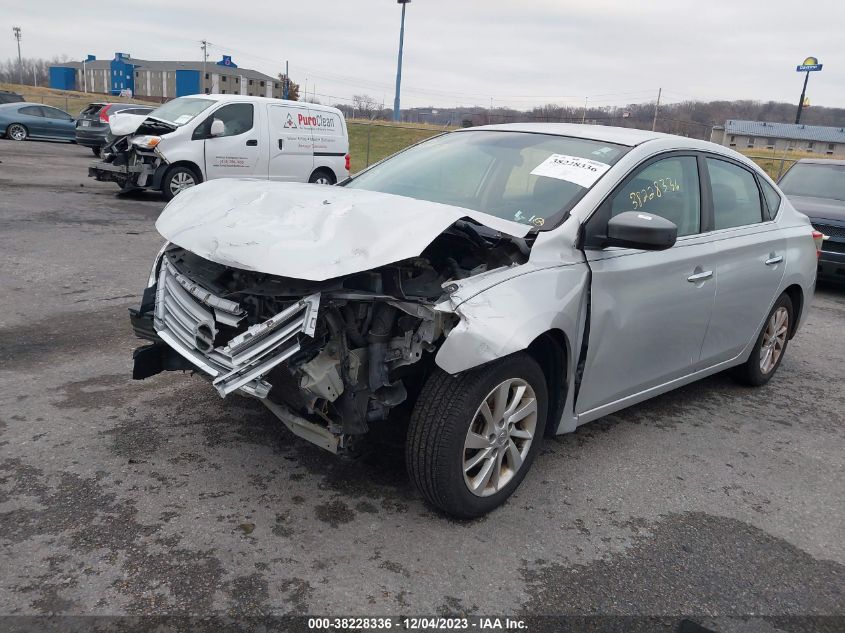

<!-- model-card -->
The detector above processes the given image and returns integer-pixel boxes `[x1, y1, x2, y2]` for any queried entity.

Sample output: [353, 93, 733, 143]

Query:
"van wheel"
[406, 353, 548, 519]
[162, 165, 200, 201]
[309, 169, 336, 185]
[732, 293, 793, 387]
[7, 124, 27, 141]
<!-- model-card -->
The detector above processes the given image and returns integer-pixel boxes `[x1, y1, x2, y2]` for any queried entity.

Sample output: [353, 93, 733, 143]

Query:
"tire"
[91, 146, 101, 157]
[6, 123, 27, 141]
[406, 353, 548, 518]
[732, 293, 793, 387]
[161, 165, 200, 201]
[308, 169, 336, 185]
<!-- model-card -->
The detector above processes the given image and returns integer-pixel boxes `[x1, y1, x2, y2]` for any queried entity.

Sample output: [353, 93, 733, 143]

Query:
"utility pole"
[393, 0, 411, 122]
[652, 87, 662, 131]
[582, 96, 588, 124]
[13, 27, 23, 85]
[200, 40, 208, 92]
[284, 60, 289, 100]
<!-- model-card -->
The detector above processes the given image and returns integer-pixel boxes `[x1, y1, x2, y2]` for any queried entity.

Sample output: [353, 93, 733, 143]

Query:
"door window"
[41, 106, 72, 120]
[609, 156, 701, 236]
[706, 158, 764, 229]
[194, 103, 254, 139]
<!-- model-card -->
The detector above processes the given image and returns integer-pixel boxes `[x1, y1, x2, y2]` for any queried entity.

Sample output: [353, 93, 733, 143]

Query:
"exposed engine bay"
[131, 221, 530, 453]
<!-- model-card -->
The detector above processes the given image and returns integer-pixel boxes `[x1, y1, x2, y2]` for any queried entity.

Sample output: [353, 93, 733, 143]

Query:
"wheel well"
[783, 284, 803, 338]
[7, 122, 27, 134]
[526, 329, 569, 437]
[310, 167, 336, 182]
[165, 161, 203, 182]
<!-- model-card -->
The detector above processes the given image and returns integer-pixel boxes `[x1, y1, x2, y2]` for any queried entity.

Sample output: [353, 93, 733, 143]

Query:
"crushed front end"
[89, 119, 173, 192]
[131, 235, 524, 453]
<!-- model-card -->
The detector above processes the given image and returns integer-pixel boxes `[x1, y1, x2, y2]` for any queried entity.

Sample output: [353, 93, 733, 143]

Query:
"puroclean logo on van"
[297, 113, 336, 129]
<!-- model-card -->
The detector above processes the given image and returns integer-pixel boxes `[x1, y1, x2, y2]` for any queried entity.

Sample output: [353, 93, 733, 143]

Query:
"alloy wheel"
[760, 306, 789, 374]
[169, 171, 196, 196]
[8, 124, 26, 141]
[313, 175, 332, 185]
[463, 378, 538, 497]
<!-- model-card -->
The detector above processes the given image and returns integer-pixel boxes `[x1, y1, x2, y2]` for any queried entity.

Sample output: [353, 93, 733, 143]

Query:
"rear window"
[80, 104, 106, 117]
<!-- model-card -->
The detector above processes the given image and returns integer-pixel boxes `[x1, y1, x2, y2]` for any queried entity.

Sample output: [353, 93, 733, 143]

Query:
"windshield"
[779, 162, 845, 202]
[148, 97, 214, 126]
[345, 130, 628, 229]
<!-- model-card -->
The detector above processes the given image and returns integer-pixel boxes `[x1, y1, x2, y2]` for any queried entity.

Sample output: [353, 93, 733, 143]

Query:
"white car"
[89, 94, 349, 199]
[129, 124, 818, 518]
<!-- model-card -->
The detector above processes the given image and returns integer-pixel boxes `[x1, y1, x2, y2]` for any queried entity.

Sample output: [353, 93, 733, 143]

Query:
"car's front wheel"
[406, 353, 548, 518]
[732, 293, 793, 386]
[161, 165, 200, 201]
[7, 123, 27, 141]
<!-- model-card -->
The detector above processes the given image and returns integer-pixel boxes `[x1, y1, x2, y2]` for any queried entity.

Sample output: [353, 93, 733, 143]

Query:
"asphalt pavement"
[0, 140, 843, 630]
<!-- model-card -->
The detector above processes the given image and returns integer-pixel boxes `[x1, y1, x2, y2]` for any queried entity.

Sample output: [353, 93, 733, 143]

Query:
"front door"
[198, 102, 263, 180]
[266, 104, 314, 182]
[576, 154, 718, 415]
[698, 156, 787, 363]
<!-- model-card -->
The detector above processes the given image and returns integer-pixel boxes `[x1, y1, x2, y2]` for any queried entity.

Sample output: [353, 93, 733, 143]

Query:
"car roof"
[178, 93, 343, 115]
[461, 123, 672, 147]
[794, 158, 845, 166]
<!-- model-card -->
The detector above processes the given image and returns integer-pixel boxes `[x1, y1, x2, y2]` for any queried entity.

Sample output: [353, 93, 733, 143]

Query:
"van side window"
[194, 103, 254, 140]
[706, 158, 764, 229]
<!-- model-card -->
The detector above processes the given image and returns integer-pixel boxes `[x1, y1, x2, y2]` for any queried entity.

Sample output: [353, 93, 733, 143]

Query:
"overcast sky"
[3, 0, 844, 111]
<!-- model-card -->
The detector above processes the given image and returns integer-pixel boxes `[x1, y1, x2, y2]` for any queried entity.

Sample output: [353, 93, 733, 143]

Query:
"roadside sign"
[797, 56, 823, 72]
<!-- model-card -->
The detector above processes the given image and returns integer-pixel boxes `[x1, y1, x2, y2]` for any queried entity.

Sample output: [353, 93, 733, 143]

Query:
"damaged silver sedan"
[131, 124, 818, 517]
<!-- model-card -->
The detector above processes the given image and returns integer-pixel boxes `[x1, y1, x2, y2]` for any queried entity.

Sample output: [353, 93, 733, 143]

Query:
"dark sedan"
[75, 102, 155, 156]
[780, 158, 845, 282]
[0, 102, 75, 142]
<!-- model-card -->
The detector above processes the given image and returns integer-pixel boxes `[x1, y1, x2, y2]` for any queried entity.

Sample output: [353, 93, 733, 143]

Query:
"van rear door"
[309, 107, 347, 180]
[267, 104, 314, 182]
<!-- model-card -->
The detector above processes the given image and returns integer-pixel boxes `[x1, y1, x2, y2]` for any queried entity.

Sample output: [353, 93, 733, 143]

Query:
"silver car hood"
[155, 179, 531, 281]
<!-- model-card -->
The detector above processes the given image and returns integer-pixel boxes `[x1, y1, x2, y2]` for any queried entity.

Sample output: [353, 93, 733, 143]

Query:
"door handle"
[246, 139, 257, 147]
[278, 139, 284, 150]
[765, 255, 783, 266]
[687, 270, 713, 283]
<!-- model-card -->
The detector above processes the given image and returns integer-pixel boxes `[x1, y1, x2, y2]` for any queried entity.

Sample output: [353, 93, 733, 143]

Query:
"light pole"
[393, 0, 410, 122]
[13, 27, 22, 85]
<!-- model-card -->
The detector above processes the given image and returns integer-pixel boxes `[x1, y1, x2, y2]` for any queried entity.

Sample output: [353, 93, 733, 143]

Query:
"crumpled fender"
[434, 263, 589, 374]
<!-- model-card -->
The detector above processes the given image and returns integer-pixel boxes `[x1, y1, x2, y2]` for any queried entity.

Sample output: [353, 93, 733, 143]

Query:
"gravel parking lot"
[1, 140, 843, 627]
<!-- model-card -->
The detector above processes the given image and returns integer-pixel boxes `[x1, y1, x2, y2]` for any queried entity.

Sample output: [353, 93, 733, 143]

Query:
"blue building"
[49, 52, 285, 101]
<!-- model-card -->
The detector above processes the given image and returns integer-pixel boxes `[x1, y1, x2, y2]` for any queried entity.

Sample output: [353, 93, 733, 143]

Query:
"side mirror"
[606, 211, 677, 251]
[209, 119, 225, 137]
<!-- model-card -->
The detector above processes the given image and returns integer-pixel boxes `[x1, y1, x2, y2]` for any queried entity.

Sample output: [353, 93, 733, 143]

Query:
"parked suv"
[75, 103, 155, 156]
[779, 158, 845, 281]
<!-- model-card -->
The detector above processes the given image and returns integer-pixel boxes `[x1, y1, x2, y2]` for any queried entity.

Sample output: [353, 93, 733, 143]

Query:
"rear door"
[266, 103, 313, 182]
[698, 156, 786, 364]
[309, 106, 347, 179]
[195, 102, 264, 180]
[577, 153, 718, 415]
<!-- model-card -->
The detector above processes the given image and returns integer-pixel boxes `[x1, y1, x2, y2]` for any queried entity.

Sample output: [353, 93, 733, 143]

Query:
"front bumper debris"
[150, 258, 320, 398]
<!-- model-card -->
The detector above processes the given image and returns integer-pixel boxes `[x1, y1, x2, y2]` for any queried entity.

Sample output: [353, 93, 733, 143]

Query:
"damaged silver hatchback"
[131, 124, 818, 517]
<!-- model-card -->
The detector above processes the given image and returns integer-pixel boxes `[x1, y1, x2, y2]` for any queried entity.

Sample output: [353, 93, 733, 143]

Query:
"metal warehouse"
[48, 52, 285, 101]
[710, 120, 845, 157]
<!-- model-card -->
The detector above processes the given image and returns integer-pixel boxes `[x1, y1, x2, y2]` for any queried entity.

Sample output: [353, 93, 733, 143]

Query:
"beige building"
[711, 120, 845, 157]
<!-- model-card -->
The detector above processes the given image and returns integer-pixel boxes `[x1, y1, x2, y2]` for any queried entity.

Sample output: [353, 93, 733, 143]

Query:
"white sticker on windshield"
[175, 114, 192, 124]
[530, 154, 611, 188]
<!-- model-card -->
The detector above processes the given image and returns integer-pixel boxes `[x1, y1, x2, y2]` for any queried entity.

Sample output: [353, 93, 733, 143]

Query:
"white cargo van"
[89, 94, 350, 199]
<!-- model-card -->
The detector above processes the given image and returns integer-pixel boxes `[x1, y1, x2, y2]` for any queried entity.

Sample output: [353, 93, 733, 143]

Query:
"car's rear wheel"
[91, 146, 101, 157]
[7, 123, 27, 141]
[732, 293, 793, 387]
[161, 165, 200, 201]
[308, 169, 336, 185]
[406, 353, 547, 518]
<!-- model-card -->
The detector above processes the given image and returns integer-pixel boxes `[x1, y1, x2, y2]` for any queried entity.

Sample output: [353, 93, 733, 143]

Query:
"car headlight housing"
[131, 135, 162, 150]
